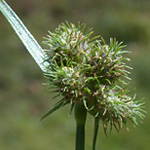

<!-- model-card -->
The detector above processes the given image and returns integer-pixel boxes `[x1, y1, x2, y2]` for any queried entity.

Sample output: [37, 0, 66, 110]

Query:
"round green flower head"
[42, 22, 145, 134]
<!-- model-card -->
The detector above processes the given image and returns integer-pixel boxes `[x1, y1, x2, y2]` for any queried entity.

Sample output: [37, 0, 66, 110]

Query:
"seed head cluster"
[42, 22, 145, 133]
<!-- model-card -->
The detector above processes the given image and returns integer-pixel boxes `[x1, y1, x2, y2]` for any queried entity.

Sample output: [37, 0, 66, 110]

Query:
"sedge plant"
[0, 0, 145, 150]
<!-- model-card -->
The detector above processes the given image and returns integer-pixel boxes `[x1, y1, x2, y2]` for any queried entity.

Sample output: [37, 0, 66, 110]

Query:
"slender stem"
[92, 117, 99, 150]
[76, 123, 85, 150]
[74, 102, 87, 150]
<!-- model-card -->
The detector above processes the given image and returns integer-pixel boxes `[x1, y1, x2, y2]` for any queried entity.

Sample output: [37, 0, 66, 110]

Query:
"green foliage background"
[0, 0, 150, 149]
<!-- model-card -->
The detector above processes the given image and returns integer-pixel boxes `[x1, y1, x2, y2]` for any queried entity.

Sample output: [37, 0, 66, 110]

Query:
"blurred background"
[0, 0, 150, 149]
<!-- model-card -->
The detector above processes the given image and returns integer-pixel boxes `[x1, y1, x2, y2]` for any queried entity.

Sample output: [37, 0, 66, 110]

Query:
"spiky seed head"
[42, 22, 145, 133]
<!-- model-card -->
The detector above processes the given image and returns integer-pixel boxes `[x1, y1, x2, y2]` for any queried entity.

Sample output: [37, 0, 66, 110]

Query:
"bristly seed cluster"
[42, 22, 145, 134]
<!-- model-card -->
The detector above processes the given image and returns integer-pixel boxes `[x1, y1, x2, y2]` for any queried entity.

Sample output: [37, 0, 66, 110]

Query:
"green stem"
[92, 117, 99, 150]
[74, 102, 87, 150]
[76, 123, 85, 150]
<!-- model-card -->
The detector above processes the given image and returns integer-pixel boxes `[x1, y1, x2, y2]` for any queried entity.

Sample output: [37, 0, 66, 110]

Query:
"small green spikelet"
[42, 22, 145, 135]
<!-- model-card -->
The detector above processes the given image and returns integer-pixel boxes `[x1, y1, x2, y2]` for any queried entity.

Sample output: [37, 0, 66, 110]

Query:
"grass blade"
[0, 0, 49, 71]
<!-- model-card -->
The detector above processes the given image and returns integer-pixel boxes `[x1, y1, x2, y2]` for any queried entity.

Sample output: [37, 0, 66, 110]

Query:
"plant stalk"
[92, 117, 99, 150]
[74, 102, 87, 150]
